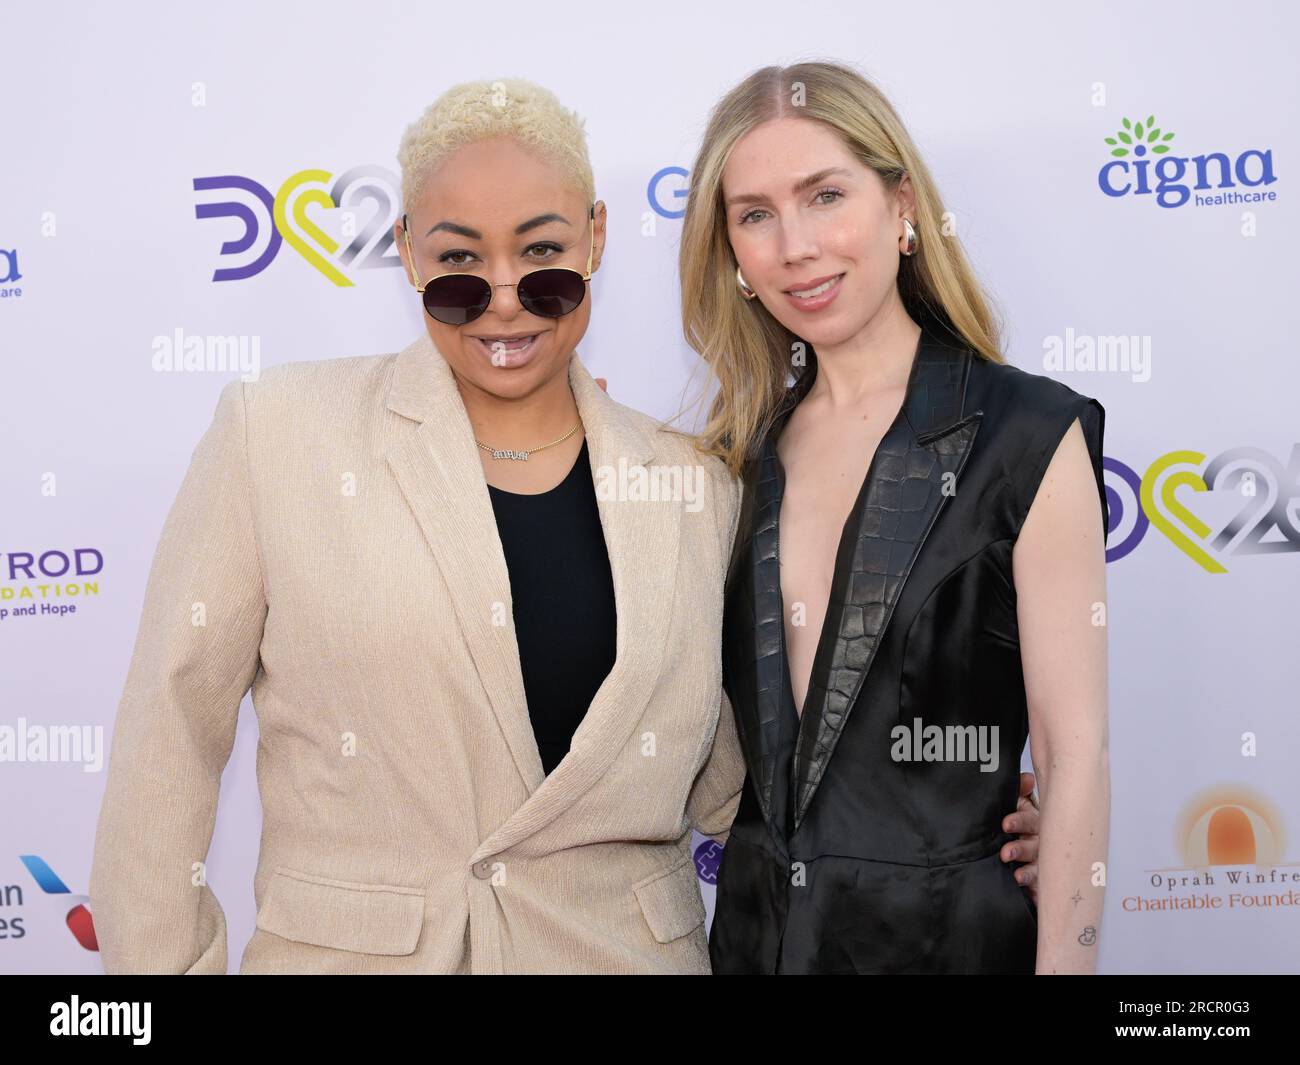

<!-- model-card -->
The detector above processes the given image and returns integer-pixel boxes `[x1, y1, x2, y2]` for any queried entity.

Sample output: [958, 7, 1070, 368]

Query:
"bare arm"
[1012, 417, 1111, 975]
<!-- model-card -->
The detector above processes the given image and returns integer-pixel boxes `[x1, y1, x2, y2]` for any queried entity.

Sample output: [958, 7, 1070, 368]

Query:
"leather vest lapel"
[789, 329, 983, 830]
[722, 328, 986, 834]
[721, 406, 797, 836]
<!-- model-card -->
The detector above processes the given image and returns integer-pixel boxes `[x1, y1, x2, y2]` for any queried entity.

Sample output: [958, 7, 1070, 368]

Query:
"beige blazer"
[89, 332, 746, 974]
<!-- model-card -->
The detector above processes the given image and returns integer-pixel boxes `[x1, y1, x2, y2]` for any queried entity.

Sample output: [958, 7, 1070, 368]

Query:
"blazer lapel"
[721, 395, 801, 836]
[383, 332, 683, 857]
[472, 353, 683, 859]
[788, 328, 984, 831]
[384, 332, 545, 791]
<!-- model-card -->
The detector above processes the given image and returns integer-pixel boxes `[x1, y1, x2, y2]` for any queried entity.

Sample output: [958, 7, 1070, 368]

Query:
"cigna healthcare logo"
[194, 165, 404, 283]
[1, 244, 22, 300]
[1097, 112, 1278, 208]
[1122, 788, 1297, 918]
[7, 855, 98, 951]
[1104, 445, 1300, 571]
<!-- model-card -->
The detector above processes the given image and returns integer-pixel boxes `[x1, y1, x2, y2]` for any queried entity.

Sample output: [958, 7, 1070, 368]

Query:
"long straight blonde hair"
[680, 60, 1007, 476]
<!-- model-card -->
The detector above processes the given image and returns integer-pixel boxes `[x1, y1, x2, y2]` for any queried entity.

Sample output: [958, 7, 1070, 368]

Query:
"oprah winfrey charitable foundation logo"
[1097, 112, 1278, 208]
[1123, 787, 1299, 918]
[0, 548, 103, 623]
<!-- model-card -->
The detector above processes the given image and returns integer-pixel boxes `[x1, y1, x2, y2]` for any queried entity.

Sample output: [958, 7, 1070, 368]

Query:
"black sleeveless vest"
[709, 325, 1107, 974]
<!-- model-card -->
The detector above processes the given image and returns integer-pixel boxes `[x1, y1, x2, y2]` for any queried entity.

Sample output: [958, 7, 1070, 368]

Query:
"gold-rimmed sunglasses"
[401, 204, 596, 326]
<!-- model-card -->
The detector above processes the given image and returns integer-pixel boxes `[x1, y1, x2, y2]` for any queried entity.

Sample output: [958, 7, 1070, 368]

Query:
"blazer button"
[472, 859, 495, 880]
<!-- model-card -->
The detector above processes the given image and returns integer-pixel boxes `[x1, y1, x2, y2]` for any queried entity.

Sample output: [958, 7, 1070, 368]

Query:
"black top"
[710, 325, 1108, 974]
[487, 438, 617, 775]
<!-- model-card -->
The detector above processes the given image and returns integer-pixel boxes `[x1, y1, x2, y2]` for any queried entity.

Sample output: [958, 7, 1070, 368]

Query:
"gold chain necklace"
[475, 420, 582, 461]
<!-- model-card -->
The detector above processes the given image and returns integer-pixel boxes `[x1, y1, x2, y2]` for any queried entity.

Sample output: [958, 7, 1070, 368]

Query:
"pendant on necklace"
[490, 448, 530, 461]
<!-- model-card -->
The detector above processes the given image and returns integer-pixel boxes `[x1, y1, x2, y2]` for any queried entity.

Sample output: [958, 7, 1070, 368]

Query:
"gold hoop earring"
[736, 265, 757, 299]
[901, 218, 918, 257]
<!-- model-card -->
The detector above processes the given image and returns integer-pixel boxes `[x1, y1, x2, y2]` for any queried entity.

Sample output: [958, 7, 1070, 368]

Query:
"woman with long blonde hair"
[681, 61, 1110, 974]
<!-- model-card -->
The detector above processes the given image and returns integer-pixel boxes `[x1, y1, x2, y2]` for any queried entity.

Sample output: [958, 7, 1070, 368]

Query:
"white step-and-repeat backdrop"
[2, 0, 1297, 973]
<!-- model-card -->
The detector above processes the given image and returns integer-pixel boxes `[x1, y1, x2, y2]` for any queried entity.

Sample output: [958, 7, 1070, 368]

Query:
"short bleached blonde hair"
[397, 77, 596, 215]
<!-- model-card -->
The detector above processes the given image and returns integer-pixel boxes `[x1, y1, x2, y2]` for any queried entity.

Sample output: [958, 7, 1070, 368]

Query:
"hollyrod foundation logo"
[0, 548, 103, 621]
[1097, 112, 1278, 208]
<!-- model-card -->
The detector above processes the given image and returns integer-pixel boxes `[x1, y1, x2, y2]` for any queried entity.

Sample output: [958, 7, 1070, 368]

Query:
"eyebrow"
[724, 167, 854, 209]
[424, 213, 572, 239]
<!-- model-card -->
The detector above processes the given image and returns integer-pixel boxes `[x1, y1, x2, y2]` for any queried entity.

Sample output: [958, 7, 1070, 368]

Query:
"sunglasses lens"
[517, 270, 588, 318]
[423, 275, 491, 325]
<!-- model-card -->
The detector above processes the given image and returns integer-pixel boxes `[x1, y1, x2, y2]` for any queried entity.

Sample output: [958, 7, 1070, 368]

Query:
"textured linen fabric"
[88, 332, 746, 974]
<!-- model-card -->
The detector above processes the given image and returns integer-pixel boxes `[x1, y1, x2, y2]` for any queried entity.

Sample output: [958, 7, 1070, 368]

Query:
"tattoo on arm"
[1078, 926, 1097, 946]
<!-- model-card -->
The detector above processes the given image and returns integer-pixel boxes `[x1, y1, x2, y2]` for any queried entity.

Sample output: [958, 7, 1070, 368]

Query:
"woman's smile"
[470, 331, 545, 369]
[782, 271, 845, 312]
